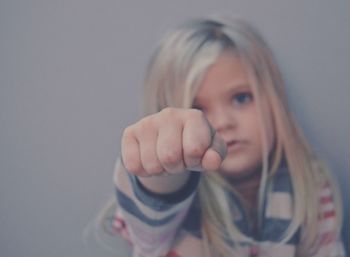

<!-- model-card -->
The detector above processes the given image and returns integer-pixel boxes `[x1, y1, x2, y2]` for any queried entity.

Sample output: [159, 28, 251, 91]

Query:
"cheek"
[242, 111, 262, 139]
[244, 108, 275, 151]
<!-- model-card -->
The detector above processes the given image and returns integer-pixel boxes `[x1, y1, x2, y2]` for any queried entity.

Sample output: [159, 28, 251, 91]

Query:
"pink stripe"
[165, 250, 181, 257]
[320, 196, 332, 204]
[323, 210, 335, 219]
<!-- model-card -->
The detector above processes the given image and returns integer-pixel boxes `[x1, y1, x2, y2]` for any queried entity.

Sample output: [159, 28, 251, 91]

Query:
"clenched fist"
[121, 107, 227, 177]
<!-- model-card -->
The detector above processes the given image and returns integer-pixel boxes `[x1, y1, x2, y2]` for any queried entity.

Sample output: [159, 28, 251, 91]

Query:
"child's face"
[193, 51, 275, 178]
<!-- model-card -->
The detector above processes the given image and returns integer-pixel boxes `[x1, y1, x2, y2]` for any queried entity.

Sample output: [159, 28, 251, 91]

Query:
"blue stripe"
[261, 218, 300, 245]
[272, 166, 293, 193]
[128, 171, 200, 211]
[181, 194, 202, 238]
[116, 188, 177, 226]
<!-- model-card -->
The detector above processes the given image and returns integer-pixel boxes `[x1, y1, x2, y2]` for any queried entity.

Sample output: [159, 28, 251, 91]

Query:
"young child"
[98, 16, 345, 257]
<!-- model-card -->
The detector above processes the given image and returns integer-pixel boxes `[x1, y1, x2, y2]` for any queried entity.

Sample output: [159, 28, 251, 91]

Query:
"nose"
[207, 106, 236, 133]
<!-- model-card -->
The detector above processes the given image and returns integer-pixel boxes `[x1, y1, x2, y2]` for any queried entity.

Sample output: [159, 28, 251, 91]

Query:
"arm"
[308, 183, 346, 257]
[114, 158, 200, 257]
[115, 108, 226, 256]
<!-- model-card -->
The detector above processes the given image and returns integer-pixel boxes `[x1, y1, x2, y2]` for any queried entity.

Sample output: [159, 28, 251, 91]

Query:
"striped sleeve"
[113, 158, 200, 257]
[309, 183, 346, 257]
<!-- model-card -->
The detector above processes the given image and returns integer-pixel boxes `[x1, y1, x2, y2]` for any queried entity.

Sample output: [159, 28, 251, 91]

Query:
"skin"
[121, 107, 227, 194]
[121, 51, 275, 202]
[193, 51, 275, 179]
[193, 51, 275, 221]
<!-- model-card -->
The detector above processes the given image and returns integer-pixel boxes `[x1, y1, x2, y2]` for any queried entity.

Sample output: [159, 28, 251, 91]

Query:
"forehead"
[194, 52, 251, 102]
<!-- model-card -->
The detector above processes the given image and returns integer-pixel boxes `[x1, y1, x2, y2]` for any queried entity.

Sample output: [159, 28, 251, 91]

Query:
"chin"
[219, 156, 261, 178]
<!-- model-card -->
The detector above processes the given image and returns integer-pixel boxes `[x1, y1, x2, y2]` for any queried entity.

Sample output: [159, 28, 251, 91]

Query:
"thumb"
[210, 131, 227, 161]
[200, 132, 227, 172]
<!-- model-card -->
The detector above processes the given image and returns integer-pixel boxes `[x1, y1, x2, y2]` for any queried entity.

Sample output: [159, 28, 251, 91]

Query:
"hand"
[121, 107, 227, 177]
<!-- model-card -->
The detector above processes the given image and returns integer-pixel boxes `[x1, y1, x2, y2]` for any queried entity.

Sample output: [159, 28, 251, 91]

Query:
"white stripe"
[309, 240, 345, 257]
[122, 209, 185, 257]
[320, 202, 335, 213]
[259, 241, 296, 257]
[173, 232, 205, 257]
[265, 192, 292, 220]
[119, 204, 189, 240]
[318, 217, 336, 234]
[320, 187, 332, 198]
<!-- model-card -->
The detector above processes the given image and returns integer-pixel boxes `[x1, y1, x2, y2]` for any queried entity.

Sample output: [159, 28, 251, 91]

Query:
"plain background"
[0, 0, 349, 256]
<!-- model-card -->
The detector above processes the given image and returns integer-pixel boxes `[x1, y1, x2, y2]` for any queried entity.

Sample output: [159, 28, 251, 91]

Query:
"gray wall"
[0, 0, 349, 256]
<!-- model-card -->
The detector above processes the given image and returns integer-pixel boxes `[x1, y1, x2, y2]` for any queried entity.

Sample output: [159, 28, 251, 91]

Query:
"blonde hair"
[92, 15, 343, 256]
[142, 15, 343, 256]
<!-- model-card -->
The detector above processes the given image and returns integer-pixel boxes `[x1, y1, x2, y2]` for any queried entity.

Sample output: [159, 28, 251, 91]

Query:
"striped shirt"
[109, 159, 345, 257]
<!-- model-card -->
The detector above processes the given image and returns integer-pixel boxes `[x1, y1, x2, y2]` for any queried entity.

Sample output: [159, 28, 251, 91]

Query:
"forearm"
[137, 171, 191, 195]
[115, 157, 200, 206]
[114, 158, 200, 256]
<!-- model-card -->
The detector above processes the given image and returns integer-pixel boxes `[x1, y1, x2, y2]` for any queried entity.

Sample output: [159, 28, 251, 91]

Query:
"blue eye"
[233, 92, 253, 105]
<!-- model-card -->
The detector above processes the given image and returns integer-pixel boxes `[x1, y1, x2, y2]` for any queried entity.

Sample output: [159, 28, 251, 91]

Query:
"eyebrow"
[226, 83, 251, 92]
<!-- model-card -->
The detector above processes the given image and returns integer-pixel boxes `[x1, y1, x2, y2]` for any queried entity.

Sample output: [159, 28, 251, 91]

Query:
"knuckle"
[122, 126, 133, 139]
[160, 108, 180, 123]
[144, 163, 163, 174]
[123, 158, 142, 174]
[134, 117, 155, 135]
[159, 149, 181, 166]
[186, 144, 206, 158]
[161, 107, 176, 116]
[138, 116, 152, 129]
[188, 109, 204, 120]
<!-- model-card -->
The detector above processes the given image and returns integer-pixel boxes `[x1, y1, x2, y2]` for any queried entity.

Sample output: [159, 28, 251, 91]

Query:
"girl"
[96, 16, 345, 257]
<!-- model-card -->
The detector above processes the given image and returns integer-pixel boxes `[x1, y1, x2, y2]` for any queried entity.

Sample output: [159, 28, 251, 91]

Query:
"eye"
[232, 92, 253, 106]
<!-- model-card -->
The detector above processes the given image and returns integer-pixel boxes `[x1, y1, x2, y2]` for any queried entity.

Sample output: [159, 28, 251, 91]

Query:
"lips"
[226, 140, 246, 152]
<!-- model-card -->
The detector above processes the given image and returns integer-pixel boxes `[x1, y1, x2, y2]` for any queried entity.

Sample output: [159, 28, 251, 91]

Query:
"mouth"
[226, 140, 246, 152]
